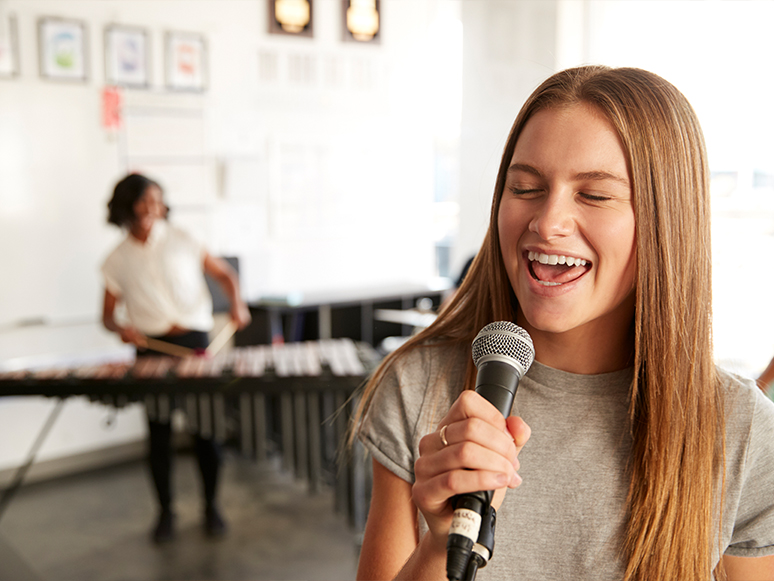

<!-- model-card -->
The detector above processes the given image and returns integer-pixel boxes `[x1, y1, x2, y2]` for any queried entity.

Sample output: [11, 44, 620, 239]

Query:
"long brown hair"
[353, 66, 724, 579]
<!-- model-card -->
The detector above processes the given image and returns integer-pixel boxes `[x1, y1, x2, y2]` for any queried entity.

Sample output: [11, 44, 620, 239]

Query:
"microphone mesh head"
[472, 321, 535, 376]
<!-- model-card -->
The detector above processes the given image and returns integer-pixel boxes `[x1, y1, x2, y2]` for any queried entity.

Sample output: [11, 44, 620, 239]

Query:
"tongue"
[531, 261, 589, 284]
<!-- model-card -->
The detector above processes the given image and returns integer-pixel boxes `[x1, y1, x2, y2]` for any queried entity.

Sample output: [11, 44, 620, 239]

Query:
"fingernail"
[495, 473, 508, 487]
[510, 473, 522, 488]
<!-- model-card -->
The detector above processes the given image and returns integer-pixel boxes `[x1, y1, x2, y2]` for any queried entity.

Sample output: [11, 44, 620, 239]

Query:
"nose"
[528, 190, 576, 240]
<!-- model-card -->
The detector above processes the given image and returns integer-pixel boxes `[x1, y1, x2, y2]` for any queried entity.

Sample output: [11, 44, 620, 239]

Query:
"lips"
[527, 251, 591, 287]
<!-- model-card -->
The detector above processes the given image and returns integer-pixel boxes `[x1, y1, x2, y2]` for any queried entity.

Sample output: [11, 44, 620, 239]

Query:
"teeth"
[527, 251, 587, 266]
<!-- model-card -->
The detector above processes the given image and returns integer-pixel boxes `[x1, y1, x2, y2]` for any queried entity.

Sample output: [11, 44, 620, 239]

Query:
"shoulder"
[164, 222, 185, 238]
[717, 366, 774, 556]
[164, 223, 205, 253]
[101, 237, 131, 270]
[718, 366, 774, 427]
[717, 365, 774, 468]
[370, 341, 467, 411]
[165, 222, 193, 242]
[388, 341, 468, 386]
[359, 341, 468, 482]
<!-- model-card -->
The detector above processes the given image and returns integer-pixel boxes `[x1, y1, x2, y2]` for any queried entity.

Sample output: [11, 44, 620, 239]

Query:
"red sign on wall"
[101, 86, 123, 130]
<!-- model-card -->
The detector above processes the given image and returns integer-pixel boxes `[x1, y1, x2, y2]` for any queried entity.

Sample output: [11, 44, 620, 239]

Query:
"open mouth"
[527, 251, 591, 287]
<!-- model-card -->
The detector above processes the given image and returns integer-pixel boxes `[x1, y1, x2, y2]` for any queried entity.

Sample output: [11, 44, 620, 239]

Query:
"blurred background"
[1, 0, 773, 579]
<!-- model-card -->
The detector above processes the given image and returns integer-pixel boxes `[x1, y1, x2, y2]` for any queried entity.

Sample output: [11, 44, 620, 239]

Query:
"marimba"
[0, 338, 379, 531]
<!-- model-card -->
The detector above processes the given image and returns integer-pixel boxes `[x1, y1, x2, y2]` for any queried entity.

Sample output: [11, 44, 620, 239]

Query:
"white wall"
[454, 0, 559, 275]
[560, 0, 774, 377]
[0, 0, 452, 472]
[0, 0, 445, 331]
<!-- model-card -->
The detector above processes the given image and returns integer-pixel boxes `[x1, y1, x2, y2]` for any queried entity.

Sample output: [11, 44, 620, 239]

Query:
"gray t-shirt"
[359, 343, 774, 579]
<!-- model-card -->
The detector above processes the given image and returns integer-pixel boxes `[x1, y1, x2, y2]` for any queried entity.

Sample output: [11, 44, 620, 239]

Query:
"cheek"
[600, 220, 636, 289]
[497, 217, 516, 267]
[497, 201, 527, 253]
[621, 240, 637, 290]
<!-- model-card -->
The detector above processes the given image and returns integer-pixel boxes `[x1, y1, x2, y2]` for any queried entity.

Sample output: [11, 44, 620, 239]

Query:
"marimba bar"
[0, 338, 379, 531]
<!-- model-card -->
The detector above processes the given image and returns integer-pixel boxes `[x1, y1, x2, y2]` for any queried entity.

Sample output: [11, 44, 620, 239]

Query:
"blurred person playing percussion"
[101, 173, 251, 543]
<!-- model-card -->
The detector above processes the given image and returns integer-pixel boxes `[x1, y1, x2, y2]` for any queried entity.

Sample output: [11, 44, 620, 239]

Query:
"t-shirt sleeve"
[358, 360, 421, 484]
[357, 345, 465, 486]
[101, 257, 122, 297]
[725, 390, 774, 557]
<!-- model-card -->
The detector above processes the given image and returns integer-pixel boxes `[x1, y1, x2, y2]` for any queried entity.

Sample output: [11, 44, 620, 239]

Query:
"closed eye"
[509, 187, 543, 196]
[579, 192, 612, 202]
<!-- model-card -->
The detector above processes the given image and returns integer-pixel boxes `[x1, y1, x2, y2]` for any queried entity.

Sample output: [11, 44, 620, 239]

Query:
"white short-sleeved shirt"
[101, 220, 214, 336]
[359, 343, 774, 579]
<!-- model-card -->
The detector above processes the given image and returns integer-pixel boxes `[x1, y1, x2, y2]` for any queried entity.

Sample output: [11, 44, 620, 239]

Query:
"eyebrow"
[507, 163, 630, 188]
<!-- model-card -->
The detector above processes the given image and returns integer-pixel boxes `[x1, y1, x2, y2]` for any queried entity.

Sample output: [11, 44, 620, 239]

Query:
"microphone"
[446, 321, 535, 581]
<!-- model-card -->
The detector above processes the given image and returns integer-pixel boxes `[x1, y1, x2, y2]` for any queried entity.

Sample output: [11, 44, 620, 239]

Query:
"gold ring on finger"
[439, 424, 449, 447]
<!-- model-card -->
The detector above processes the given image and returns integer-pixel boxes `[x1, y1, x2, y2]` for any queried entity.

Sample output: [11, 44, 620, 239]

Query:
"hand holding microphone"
[446, 322, 534, 580]
[412, 322, 534, 580]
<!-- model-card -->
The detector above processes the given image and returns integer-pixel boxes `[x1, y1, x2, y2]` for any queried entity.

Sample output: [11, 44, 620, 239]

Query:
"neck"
[517, 315, 635, 375]
[129, 222, 152, 243]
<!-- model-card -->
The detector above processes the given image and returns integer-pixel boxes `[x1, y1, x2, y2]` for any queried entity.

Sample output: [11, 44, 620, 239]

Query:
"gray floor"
[0, 452, 361, 581]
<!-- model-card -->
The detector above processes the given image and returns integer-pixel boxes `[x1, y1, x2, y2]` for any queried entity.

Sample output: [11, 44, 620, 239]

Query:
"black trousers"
[138, 331, 222, 512]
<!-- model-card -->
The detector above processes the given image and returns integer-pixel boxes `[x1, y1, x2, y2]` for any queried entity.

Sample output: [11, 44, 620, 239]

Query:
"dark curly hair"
[106, 173, 163, 227]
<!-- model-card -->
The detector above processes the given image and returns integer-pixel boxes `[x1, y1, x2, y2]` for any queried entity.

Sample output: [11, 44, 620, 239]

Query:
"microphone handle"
[446, 360, 521, 580]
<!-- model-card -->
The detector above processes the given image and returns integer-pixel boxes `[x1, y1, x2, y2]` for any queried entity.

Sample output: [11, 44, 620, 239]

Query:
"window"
[573, 0, 774, 376]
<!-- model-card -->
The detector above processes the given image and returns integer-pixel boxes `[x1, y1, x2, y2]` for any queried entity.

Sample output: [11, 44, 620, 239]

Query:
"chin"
[518, 307, 581, 336]
[528, 321, 575, 336]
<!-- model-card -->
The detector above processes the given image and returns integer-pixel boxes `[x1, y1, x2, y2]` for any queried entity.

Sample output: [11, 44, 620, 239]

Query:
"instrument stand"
[0, 399, 65, 523]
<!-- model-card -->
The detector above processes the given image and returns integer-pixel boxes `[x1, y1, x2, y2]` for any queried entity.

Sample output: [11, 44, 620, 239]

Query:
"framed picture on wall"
[105, 24, 150, 88]
[0, 13, 19, 78]
[38, 17, 89, 82]
[269, 0, 314, 38]
[342, 0, 380, 43]
[165, 31, 207, 92]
